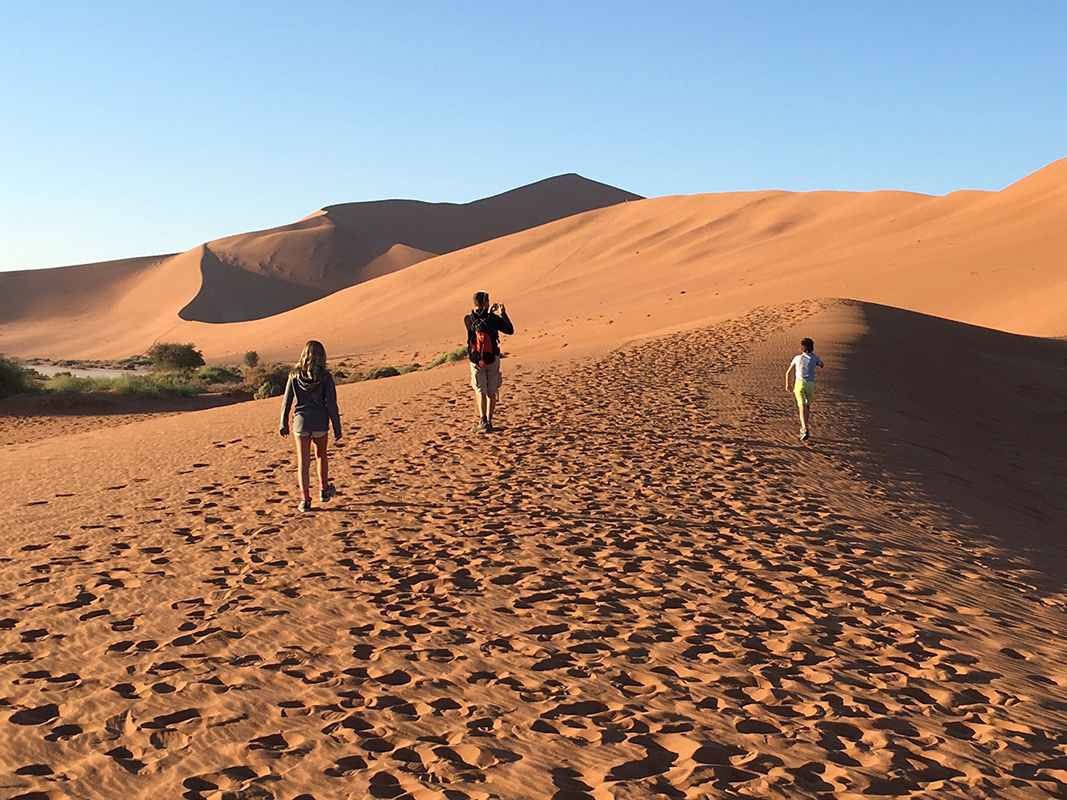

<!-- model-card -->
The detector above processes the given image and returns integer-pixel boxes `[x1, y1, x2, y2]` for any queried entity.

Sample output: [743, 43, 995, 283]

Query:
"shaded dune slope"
[830, 301, 1067, 584]
[318, 172, 644, 254]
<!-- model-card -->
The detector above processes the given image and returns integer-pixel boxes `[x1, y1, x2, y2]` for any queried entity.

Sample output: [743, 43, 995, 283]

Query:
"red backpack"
[469, 313, 495, 366]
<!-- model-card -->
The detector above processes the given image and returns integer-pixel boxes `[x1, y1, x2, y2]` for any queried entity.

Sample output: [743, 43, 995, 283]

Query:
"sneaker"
[484, 419, 494, 433]
[298, 498, 312, 512]
[800, 429, 810, 441]
[320, 485, 335, 502]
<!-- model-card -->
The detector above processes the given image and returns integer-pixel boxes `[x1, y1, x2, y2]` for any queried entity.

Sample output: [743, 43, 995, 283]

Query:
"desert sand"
[1, 163, 1066, 799]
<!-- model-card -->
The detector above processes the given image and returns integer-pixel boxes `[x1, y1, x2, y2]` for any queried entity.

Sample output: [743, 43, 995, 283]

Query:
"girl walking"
[279, 340, 342, 511]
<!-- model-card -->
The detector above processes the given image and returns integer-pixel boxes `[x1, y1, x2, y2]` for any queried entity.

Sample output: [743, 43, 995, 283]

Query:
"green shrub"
[363, 366, 401, 380]
[147, 370, 202, 396]
[0, 355, 31, 399]
[147, 342, 205, 371]
[243, 350, 260, 368]
[425, 346, 469, 370]
[44, 372, 201, 397]
[340, 364, 421, 383]
[245, 363, 290, 398]
[197, 365, 242, 384]
[110, 374, 163, 398]
[45, 375, 98, 393]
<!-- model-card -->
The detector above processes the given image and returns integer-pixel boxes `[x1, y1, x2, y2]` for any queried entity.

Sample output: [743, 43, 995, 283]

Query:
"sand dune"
[0, 174, 640, 338]
[2, 300, 1065, 798]
[0, 255, 174, 332]
[1, 159, 1064, 363]
[158, 156, 1067, 367]
[832, 302, 1067, 565]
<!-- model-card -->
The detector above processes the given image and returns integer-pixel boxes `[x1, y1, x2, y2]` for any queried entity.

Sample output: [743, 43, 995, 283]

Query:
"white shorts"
[470, 359, 502, 395]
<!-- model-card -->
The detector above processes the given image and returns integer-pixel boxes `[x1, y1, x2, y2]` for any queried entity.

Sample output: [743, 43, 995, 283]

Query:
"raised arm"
[495, 307, 514, 336]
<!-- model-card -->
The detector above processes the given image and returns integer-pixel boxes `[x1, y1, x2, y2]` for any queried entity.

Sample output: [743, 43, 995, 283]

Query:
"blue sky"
[1, 1, 1064, 272]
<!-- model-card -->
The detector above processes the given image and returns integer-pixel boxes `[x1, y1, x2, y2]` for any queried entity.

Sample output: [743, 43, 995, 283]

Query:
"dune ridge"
[1, 300, 1065, 798]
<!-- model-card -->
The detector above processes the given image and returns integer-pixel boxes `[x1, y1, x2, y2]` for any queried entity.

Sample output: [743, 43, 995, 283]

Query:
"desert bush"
[245, 363, 290, 399]
[362, 366, 401, 380]
[341, 364, 420, 383]
[109, 375, 164, 398]
[425, 346, 468, 370]
[197, 365, 242, 385]
[147, 370, 202, 396]
[45, 375, 99, 393]
[147, 342, 205, 371]
[244, 350, 260, 368]
[0, 356, 31, 399]
[44, 372, 200, 397]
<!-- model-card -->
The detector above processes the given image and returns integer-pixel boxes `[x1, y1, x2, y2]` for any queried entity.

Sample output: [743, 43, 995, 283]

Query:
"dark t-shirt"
[464, 310, 514, 364]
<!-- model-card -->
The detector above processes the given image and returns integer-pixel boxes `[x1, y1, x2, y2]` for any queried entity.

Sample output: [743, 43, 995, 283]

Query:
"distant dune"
[0, 174, 641, 335]
[315, 172, 644, 254]
[0, 159, 1064, 362]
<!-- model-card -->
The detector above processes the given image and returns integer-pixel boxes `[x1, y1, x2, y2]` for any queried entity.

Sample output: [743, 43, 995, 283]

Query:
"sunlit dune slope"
[0, 174, 641, 337]
[3, 298, 1066, 799]
[1, 159, 1064, 361]
[0, 254, 173, 327]
[168, 156, 1067, 364]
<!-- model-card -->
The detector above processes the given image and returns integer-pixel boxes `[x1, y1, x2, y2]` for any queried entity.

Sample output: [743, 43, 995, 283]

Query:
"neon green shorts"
[794, 381, 815, 406]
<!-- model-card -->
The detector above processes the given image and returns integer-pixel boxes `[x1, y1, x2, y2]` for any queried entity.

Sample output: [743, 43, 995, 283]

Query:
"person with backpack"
[465, 291, 514, 432]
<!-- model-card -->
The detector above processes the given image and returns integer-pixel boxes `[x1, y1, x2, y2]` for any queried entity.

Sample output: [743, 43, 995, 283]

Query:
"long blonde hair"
[293, 340, 327, 381]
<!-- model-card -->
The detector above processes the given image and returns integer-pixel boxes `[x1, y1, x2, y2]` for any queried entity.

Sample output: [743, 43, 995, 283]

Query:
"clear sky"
[1, 1, 1064, 272]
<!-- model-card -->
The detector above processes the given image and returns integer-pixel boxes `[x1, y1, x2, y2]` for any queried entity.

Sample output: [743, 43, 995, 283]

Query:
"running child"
[785, 337, 825, 441]
[279, 340, 342, 511]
